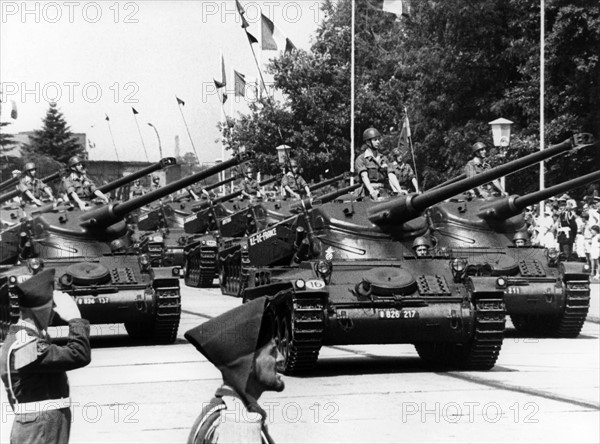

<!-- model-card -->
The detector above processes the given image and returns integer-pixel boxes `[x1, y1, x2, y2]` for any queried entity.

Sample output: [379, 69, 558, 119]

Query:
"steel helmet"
[471, 142, 487, 155]
[23, 162, 36, 173]
[513, 231, 528, 242]
[68, 156, 82, 168]
[363, 128, 381, 142]
[412, 236, 431, 250]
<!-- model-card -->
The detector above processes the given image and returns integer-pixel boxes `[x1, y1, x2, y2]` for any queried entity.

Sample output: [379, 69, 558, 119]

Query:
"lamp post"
[489, 118, 513, 192]
[147, 122, 163, 159]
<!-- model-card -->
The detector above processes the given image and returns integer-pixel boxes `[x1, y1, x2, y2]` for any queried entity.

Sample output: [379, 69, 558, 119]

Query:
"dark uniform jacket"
[464, 159, 498, 198]
[18, 176, 49, 202]
[392, 162, 416, 190]
[354, 146, 390, 184]
[557, 210, 577, 245]
[242, 178, 261, 198]
[61, 171, 98, 199]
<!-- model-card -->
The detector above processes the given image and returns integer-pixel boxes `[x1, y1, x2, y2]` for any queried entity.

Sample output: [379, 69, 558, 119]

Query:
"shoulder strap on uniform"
[190, 400, 226, 444]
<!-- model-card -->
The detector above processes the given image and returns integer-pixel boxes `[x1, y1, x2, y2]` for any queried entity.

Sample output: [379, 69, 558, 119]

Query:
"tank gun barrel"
[190, 175, 280, 212]
[290, 183, 361, 213]
[80, 152, 253, 228]
[308, 173, 346, 192]
[477, 170, 600, 220]
[203, 174, 239, 192]
[368, 135, 593, 225]
[97, 157, 176, 194]
[0, 176, 20, 193]
[0, 171, 62, 205]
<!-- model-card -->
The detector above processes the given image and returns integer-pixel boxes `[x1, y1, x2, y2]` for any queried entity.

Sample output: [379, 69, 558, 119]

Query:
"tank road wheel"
[511, 277, 590, 338]
[415, 282, 505, 370]
[276, 290, 325, 375]
[125, 284, 181, 344]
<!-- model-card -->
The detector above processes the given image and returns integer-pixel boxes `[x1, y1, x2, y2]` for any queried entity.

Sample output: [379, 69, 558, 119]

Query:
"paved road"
[2, 283, 599, 443]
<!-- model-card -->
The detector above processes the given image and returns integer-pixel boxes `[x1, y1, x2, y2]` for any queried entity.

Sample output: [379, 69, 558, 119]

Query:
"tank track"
[184, 244, 218, 288]
[0, 284, 20, 342]
[415, 293, 505, 370]
[219, 247, 249, 297]
[278, 290, 325, 375]
[125, 284, 181, 344]
[510, 277, 590, 338]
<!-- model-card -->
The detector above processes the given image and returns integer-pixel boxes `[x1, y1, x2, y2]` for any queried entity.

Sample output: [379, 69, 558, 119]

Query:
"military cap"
[185, 297, 274, 394]
[16, 268, 56, 308]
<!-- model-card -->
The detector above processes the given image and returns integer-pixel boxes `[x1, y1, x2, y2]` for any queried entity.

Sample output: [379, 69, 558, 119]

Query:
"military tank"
[0, 153, 252, 343]
[429, 169, 600, 338]
[234, 135, 592, 373]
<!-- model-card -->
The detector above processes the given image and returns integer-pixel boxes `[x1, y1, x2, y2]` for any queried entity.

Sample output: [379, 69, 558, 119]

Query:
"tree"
[22, 102, 85, 165]
[0, 121, 16, 153]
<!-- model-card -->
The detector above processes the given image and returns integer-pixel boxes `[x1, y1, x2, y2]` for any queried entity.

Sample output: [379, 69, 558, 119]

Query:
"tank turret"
[368, 134, 594, 226]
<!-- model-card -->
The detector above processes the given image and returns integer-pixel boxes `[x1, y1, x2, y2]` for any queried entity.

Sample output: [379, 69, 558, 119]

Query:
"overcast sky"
[0, 0, 326, 163]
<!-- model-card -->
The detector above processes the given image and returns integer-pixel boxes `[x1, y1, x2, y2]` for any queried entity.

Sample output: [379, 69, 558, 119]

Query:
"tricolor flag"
[10, 100, 18, 119]
[260, 14, 296, 54]
[176, 96, 185, 106]
[398, 110, 411, 150]
[368, 0, 410, 17]
[234, 70, 246, 97]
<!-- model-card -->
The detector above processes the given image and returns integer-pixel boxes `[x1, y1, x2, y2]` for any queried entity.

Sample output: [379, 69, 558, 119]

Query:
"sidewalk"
[588, 281, 599, 324]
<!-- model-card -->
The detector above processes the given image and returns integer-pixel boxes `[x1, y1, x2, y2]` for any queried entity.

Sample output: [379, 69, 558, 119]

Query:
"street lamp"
[147, 122, 163, 159]
[489, 118, 513, 192]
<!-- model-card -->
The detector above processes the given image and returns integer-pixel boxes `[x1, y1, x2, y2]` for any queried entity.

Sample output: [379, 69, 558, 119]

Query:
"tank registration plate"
[249, 228, 277, 246]
[77, 297, 110, 305]
[378, 309, 418, 320]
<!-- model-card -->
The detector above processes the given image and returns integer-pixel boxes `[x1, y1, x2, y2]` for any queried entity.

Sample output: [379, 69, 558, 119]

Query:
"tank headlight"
[583, 263, 591, 272]
[152, 235, 164, 243]
[547, 248, 559, 259]
[172, 267, 181, 276]
[28, 258, 44, 273]
[8, 276, 17, 284]
[295, 279, 306, 290]
[315, 260, 333, 277]
[496, 277, 507, 289]
[451, 258, 467, 273]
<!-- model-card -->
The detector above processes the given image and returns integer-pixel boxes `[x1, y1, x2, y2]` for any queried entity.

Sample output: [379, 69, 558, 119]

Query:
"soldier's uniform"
[17, 176, 50, 203]
[241, 177, 261, 198]
[355, 146, 393, 195]
[61, 171, 98, 199]
[464, 159, 499, 198]
[130, 183, 144, 197]
[0, 269, 91, 444]
[281, 172, 309, 198]
[392, 162, 416, 191]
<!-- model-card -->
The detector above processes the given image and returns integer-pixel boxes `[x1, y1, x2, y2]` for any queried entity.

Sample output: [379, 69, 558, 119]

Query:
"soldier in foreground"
[18, 162, 55, 206]
[61, 156, 110, 210]
[185, 296, 284, 443]
[0, 269, 92, 444]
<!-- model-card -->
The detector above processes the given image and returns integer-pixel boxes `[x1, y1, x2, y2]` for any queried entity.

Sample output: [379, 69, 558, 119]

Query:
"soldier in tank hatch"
[18, 162, 55, 206]
[281, 158, 311, 199]
[185, 296, 284, 443]
[464, 142, 506, 198]
[0, 269, 91, 444]
[61, 156, 109, 210]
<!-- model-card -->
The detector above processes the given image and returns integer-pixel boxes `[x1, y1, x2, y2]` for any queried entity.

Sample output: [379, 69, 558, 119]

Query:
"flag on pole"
[260, 14, 296, 53]
[214, 54, 228, 104]
[10, 100, 18, 119]
[176, 96, 185, 106]
[132, 107, 139, 115]
[246, 30, 258, 45]
[234, 70, 246, 97]
[105, 114, 110, 121]
[368, 0, 410, 17]
[398, 111, 411, 150]
[235, 0, 250, 28]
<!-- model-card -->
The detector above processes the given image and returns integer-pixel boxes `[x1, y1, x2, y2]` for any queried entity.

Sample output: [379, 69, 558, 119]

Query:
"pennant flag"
[260, 14, 296, 53]
[9, 100, 18, 119]
[246, 30, 258, 45]
[132, 107, 139, 115]
[234, 70, 246, 97]
[105, 114, 110, 121]
[235, 0, 250, 29]
[214, 54, 227, 89]
[368, 0, 409, 17]
[176, 96, 185, 106]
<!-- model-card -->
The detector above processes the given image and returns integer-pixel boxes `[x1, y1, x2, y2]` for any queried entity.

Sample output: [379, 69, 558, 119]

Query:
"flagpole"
[105, 115, 120, 176]
[147, 122, 163, 159]
[350, 0, 356, 185]
[176, 97, 200, 164]
[132, 109, 149, 162]
[405, 108, 419, 189]
[539, 0, 545, 218]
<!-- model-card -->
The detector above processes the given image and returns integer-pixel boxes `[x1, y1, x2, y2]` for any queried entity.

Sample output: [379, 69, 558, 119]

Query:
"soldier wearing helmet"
[391, 148, 419, 194]
[129, 179, 145, 200]
[240, 165, 262, 200]
[18, 162, 55, 206]
[355, 127, 402, 200]
[281, 158, 311, 199]
[61, 156, 109, 210]
[412, 236, 431, 257]
[464, 142, 505, 198]
[513, 231, 528, 247]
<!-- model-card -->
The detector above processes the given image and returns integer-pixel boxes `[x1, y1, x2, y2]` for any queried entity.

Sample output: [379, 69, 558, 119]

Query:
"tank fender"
[559, 262, 591, 281]
[151, 267, 181, 285]
[466, 276, 505, 302]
